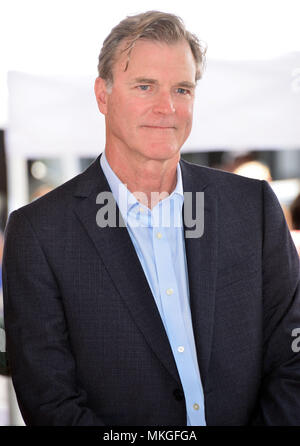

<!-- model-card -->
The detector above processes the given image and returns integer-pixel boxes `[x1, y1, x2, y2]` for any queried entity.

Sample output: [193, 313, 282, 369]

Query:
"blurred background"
[0, 0, 300, 425]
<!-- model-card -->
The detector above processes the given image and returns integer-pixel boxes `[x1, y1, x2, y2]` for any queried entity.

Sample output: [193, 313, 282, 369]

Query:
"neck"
[105, 146, 179, 209]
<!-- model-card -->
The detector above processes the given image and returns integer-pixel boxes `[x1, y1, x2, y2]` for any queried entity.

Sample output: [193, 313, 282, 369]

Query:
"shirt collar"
[100, 150, 184, 222]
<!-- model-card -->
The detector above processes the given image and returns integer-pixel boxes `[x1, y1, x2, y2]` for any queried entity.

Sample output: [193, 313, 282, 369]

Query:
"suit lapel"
[181, 160, 218, 391]
[73, 157, 181, 384]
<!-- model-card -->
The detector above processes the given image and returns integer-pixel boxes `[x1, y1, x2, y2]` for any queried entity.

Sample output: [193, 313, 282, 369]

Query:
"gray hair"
[97, 11, 207, 86]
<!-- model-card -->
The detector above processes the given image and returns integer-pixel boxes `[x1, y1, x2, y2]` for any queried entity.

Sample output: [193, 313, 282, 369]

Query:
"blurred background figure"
[233, 160, 272, 182]
[30, 184, 53, 202]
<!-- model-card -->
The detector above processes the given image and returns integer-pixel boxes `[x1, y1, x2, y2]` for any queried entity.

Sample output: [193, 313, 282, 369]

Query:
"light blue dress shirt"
[100, 152, 206, 426]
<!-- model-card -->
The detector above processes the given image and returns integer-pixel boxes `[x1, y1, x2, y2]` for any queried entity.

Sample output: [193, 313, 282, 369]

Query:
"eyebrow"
[131, 77, 158, 85]
[130, 78, 196, 90]
[174, 81, 196, 90]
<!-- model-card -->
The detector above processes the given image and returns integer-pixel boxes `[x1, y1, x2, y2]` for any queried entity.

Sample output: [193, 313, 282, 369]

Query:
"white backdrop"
[5, 52, 300, 158]
[2, 0, 300, 129]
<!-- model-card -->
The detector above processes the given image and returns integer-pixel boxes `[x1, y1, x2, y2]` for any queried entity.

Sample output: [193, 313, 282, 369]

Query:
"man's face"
[95, 39, 197, 163]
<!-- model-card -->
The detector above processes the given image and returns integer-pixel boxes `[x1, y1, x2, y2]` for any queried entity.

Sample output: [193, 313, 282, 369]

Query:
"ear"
[94, 77, 110, 115]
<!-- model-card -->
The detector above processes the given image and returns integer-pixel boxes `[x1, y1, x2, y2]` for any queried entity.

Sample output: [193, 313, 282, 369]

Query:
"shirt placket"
[151, 203, 205, 426]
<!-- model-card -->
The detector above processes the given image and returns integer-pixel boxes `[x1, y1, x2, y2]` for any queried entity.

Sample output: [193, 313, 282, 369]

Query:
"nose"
[152, 91, 175, 115]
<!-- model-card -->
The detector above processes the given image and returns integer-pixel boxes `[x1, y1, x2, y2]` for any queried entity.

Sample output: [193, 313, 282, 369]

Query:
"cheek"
[178, 104, 194, 129]
[113, 97, 145, 125]
[107, 97, 134, 131]
[126, 97, 148, 119]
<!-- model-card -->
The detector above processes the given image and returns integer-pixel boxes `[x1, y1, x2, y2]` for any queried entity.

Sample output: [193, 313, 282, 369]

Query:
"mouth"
[141, 125, 176, 130]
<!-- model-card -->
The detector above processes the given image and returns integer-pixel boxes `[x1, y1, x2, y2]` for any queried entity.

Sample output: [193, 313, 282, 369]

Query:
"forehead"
[112, 39, 197, 82]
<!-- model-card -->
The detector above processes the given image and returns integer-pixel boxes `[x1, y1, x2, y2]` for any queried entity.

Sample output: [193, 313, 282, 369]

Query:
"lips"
[141, 125, 176, 129]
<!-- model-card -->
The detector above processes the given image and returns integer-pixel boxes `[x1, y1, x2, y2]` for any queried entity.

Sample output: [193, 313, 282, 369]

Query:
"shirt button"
[193, 403, 200, 411]
[166, 288, 174, 295]
[177, 346, 184, 353]
[156, 232, 162, 239]
[139, 206, 144, 213]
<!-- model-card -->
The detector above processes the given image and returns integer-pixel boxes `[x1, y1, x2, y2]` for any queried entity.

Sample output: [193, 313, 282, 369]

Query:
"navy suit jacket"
[3, 157, 300, 425]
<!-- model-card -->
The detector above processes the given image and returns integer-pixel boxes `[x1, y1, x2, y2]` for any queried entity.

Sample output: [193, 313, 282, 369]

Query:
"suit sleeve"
[250, 180, 300, 425]
[2, 210, 105, 426]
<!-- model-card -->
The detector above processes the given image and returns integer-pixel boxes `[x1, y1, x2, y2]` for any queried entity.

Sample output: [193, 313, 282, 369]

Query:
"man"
[2, 11, 300, 426]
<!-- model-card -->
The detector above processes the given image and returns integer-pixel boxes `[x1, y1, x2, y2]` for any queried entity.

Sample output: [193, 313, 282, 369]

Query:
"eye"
[137, 85, 150, 91]
[176, 88, 190, 95]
